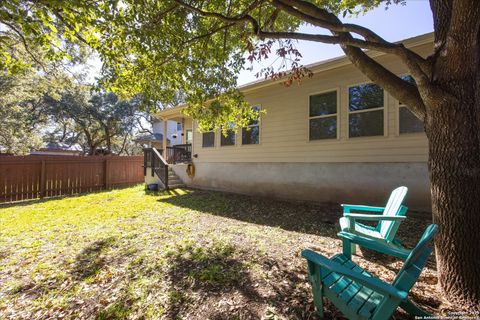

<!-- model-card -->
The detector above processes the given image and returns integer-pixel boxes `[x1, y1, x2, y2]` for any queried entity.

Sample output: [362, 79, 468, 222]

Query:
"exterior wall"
[191, 42, 432, 164]
[152, 120, 183, 145]
[172, 162, 431, 210]
[167, 36, 434, 210]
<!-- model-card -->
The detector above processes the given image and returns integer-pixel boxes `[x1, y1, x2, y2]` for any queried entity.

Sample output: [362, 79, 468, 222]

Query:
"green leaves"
[1, 0, 407, 131]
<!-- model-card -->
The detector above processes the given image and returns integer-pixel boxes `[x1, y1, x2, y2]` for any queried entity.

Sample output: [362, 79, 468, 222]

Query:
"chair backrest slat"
[393, 224, 438, 292]
[378, 186, 408, 239]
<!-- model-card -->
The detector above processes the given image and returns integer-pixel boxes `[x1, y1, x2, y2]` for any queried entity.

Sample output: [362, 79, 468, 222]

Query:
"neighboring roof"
[31, 142, 82, 154]
[134, 133, 171, 143]
[30, 150, 82, 155]
[41, 142, 80, 151]
[155, 32, 434, 117]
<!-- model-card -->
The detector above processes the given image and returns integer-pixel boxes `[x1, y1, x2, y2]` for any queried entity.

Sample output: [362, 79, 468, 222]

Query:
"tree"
[1, 0, 479, 305]
[43, 86, 141, 155]
[0, 67, 70, 154]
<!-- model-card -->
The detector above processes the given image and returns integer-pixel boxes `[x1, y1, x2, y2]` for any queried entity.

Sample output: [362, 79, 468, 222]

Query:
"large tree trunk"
[425, 98, 480, 306]
[424, 2, 480, 303]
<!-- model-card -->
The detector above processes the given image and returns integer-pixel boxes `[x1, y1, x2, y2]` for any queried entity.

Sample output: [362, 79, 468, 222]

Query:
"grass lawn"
[0, 185, 461, 319]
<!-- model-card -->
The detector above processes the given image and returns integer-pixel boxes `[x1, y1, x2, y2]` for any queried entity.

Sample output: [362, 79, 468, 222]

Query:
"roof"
[41, 142, 80, 151]
[155, 32, 434, 117]
[238, 32, 434, 93]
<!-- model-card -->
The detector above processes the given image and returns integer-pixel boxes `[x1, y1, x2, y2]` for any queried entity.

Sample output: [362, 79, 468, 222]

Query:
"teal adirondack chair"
[302, 224, 438, 320]
[338, 186, 409, 259]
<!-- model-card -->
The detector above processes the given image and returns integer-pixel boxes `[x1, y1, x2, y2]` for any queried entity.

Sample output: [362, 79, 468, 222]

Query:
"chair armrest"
[344, 213, 407, 221]
[302, 249, 408, 300]
[338, 231, 411, 260]
[341, 204, 385, 214]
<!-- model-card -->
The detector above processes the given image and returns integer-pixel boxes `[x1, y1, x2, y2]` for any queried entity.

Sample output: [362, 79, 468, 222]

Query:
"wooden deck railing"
[165, 144, 192, 164]
[0, 155, 144, 203]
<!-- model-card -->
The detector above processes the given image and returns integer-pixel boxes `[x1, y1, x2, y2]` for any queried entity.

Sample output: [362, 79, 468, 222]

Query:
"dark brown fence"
[0, 155, 144, 203]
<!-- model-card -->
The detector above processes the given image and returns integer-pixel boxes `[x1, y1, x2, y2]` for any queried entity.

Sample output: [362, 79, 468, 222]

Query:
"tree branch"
[273, 0, 387, 43]
[174, 0, 428, 119]
[0, 21, 47, 71]
[269, 0, 428, 119]
[172, 0, 261, 34]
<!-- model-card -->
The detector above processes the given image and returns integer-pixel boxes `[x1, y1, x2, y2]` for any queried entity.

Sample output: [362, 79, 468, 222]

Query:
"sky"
[79, 1, 434, 86]
[237, 1, 434, 85]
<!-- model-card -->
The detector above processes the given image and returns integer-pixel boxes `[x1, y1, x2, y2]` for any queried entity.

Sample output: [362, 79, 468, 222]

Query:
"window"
[220, 124, 236, 146]
[186, 129, 193, 144]
[348, 83, 384, 138]
[399, 75, 424, 134]
[242, 106, 260, 145]
[309, 91, 337, 140]
[177, 122, 182, 131]
[202, 131, 215, 148]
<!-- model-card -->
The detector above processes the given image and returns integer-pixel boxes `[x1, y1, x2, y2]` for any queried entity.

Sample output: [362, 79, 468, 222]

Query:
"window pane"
[242, 126, 259, 145]
[221, 129, 236, 146]
[309, 117, 337, 140]
[247, 106, 261, 126]
[202, 132, 215, 147]
[399, 106, 423, 134]
[349, 83, 384, 111]
[349, 110, 384, 137]
[186, 130, 193, 143]
[310, 91, 337, 116]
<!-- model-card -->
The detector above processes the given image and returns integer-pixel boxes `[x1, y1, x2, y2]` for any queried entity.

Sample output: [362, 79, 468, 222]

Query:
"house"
[134, 120, 185, 149]
[145, 33, 433, 210]
[30, 142, 82, 156]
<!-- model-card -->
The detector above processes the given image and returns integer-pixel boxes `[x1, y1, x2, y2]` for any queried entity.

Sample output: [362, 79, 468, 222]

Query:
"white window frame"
[347, 82, 387, 139]
[307, 89, 340, 142]
[241, 105, 261, 146]
[185, 129, 193, 144]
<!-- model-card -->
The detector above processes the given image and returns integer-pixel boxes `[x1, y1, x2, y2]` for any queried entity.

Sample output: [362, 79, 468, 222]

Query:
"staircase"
[167, 167, 185, 189]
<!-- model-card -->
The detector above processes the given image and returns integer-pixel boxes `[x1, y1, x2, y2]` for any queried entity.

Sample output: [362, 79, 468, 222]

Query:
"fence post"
[104, 158, 110, 189]
[40, 160, 46, 198]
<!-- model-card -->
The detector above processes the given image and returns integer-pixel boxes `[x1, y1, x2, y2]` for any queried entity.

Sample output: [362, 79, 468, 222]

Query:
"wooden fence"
[0, 155, 144, 203]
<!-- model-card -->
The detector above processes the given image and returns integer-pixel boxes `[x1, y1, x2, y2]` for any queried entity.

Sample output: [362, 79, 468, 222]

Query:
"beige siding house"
[150, 33, 433, 210]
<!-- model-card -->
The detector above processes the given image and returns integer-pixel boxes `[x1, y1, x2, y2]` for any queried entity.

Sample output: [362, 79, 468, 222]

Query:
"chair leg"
[342, 238, 352, 259]
[312, 284, 324, 318]
[400, 299, 430, 317]
[351, 242, 357, 256]
[308, 263, 325, 318]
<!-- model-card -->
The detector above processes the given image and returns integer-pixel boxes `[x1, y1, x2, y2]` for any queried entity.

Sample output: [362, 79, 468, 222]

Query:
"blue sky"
[81, 1, 433, 86]
[237, 1, 434, 85]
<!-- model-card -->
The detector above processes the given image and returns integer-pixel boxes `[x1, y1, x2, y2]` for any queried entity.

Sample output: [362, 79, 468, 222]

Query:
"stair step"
[168, 184, 186, 188]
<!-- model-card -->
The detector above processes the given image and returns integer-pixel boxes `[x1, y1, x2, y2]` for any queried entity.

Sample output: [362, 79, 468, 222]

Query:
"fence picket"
[0, 155, 144, 203]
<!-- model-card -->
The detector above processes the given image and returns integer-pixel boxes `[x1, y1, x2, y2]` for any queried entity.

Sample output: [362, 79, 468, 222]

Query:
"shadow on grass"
[162, 240, 323, 320]
[158, 189, 341, 237]
[73, 237, 117, 280]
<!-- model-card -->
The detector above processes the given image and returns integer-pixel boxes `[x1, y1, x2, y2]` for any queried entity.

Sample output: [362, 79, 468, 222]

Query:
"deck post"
[162, 118, 167, 161]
